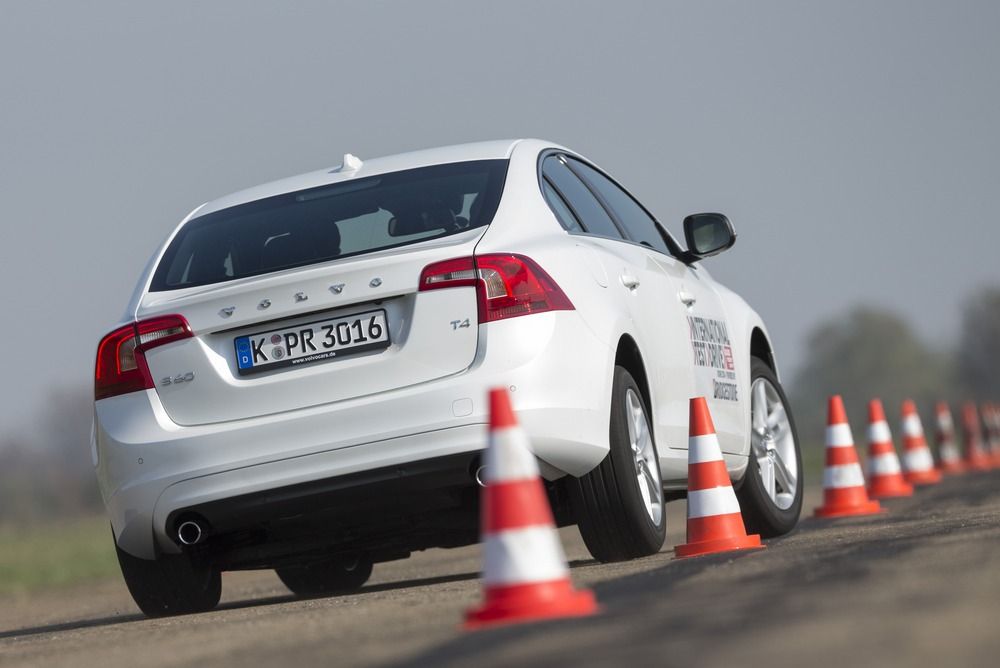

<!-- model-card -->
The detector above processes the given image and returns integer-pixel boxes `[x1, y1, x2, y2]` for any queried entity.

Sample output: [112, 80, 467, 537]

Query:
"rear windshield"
[150, 159, 508, 292]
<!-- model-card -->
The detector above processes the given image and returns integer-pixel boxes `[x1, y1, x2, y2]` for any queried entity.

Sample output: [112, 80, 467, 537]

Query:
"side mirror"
[682, 213, 736, 262]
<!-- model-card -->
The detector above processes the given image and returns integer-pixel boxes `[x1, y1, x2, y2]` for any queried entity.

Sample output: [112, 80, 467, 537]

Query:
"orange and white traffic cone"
[814, 395, 884, 518]
[464, 388, 598, 629]
[983, 403, 1000, 468]
[962, 403, 992, 472]
[992, 403, 1000, 468]
[899, 400, 942, 485]
[865, 399, 913, 498]
[934, 402, 965, 474]
[675, 397, 764, 558]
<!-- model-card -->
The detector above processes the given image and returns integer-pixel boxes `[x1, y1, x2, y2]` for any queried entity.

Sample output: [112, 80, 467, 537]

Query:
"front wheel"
[735, 357, 803, 537]
[276, 554, 373, 598]
[569, 366, 666, 563]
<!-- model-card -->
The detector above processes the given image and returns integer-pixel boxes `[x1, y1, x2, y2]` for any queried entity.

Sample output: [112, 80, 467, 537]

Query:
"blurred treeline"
[1, 287, 998, 525]
[0, 387, 100, 524]
[789, 286, 1000, 449]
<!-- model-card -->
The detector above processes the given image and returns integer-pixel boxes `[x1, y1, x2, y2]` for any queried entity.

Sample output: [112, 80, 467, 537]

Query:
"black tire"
[735, 357, 803, 537]
[276, 554, 373, 598]
[115, 538, 221, 617]
[568, 366, 666, 563]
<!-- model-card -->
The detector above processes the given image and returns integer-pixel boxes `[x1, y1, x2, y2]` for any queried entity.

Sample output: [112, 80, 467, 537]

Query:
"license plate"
[234, 309, 390, 376]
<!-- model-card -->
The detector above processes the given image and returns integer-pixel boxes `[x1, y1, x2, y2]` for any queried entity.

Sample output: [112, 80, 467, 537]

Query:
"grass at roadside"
[0, 515, 119, 595]
[801, 439, 825, 489]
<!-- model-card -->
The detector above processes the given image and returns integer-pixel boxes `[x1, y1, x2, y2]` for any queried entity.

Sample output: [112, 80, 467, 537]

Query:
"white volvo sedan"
[93, 139, 801, 615]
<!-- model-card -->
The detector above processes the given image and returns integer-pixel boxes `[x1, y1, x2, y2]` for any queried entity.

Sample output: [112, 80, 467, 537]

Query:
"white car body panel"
[94, 138, 772, 559]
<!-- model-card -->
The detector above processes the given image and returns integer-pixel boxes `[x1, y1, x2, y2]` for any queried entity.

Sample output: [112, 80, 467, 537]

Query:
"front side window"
[567, 158, 671, 255]
[151, 160, 508, 291]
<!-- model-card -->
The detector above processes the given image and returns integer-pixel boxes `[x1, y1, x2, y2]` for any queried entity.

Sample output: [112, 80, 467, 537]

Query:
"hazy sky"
[1, 1, 998, 435]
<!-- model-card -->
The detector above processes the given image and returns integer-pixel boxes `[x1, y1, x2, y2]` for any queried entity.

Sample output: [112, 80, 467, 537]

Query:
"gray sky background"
[1, 1, 998, 438]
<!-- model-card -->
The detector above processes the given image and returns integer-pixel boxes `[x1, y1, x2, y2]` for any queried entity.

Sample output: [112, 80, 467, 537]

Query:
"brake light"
[419, 254, 574, 323]
[94, 315, 193, 400]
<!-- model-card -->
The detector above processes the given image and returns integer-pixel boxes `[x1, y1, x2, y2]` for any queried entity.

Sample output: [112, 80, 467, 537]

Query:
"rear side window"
[567, 158, 671, 255]
[541, 156, 622, 240]
[541, 179, 584, 233]
[151, 160, 508, 291]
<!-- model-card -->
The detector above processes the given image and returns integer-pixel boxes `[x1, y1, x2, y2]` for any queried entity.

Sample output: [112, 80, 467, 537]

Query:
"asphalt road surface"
[2, 471, 999, 668]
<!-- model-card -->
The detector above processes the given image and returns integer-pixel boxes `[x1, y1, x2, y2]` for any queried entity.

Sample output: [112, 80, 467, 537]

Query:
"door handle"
[620, 274, 640, 290]
[678, 291, 697, 307]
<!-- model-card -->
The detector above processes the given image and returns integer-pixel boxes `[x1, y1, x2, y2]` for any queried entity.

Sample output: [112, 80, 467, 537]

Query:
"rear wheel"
[276, 554, 373, 598]
[569, 366, 666, 563]
[736, 357, 803, 537]
[115, 537, 221, 617]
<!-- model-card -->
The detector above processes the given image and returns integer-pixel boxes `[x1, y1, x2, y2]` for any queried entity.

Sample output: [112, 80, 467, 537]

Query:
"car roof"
[194, 139, 528, 218]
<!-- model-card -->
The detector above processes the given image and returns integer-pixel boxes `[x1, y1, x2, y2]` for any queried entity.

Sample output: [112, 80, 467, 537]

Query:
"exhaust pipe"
[177, 520, 205, 546]
[474, 465, 488, 488]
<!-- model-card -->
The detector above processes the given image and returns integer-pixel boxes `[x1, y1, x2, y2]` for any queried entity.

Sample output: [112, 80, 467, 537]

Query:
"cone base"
[938, 462, 965, 475]
[674, 533, 764, 559]
[966, 457, 992, 472]
[464, 586, 598, 630]
[814, 499, 885, 518]
[904, 469, 942, 485]
[868, 480, 914, 498]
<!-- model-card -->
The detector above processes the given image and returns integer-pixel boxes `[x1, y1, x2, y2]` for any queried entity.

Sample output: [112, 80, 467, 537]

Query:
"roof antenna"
[332, 153, 363, 174]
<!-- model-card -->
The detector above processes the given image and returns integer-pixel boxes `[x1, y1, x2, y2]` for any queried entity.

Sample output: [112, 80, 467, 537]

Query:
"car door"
[540, 154, 695, 456]
[563, 158, 743, 456]
[669, 262, 744, 454]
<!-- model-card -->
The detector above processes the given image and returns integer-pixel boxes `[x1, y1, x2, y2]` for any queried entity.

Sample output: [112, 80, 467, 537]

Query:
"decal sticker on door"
[688, 316, 739, 402]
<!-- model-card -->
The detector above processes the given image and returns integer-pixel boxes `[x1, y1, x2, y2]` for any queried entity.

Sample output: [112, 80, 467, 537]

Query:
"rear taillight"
[94, 315, 193, 400]
[419, 254, 574, 323]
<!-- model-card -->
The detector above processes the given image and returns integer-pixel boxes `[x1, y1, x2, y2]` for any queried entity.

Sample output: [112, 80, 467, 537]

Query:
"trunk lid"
[139, 230, 482, 426]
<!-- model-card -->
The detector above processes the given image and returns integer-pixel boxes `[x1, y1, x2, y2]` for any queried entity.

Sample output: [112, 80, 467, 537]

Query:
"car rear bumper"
[95, 311, 615, 558]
